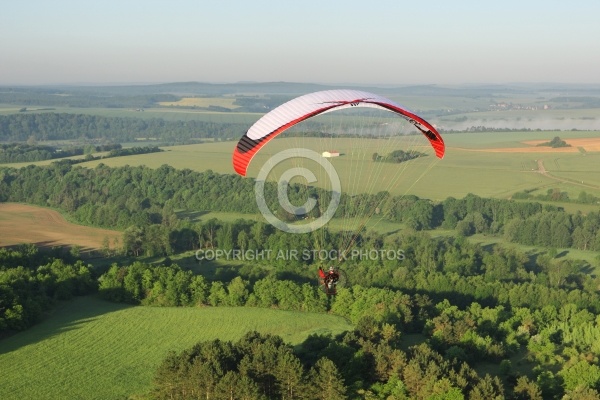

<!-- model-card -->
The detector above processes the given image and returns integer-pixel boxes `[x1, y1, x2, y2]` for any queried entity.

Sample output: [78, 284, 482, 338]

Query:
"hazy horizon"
[2, 0, 600, 86]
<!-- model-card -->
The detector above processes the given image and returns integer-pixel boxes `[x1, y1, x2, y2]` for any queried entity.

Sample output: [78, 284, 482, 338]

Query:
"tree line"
[0, 142, 127, 163]
[513, 188, 600, 205]
[0, 143, 86, 163]
[1, 163, 600, 254]
[0, 113, 247, 142]
[372, 149, 427, 163]
[0, 88, 178, 108]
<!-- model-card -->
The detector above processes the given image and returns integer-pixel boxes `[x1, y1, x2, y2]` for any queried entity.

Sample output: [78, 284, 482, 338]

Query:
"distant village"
[488, 102, 550, 111]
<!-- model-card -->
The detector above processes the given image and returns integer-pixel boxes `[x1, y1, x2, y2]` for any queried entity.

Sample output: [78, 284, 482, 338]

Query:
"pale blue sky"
[2, 0, 599, 85]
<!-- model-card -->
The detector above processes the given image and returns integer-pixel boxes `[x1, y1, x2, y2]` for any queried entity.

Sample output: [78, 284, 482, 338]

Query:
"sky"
[2, 0, 600, 86]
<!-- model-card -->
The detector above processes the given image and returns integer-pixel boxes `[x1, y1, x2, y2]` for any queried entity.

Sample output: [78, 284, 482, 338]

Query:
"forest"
[0, 142, 132, 163]
[1, 163, 599, 254]
[0, 113, 246, 142]
[3, 237, 600, 398]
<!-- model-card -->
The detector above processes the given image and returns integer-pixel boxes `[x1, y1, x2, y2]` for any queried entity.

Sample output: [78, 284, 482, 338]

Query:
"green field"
[2, 127, 599, 211]
[0, 296, 352, 400]
[74, 130, 600, 201]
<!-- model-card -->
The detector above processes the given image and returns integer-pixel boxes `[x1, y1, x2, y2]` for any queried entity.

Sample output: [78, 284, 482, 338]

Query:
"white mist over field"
[442, 117, 600, 132]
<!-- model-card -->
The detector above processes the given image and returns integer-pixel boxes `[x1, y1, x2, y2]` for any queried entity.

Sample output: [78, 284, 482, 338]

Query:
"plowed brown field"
[0, 203, 121, 251]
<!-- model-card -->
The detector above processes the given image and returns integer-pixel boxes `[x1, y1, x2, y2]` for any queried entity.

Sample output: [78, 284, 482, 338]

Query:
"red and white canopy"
[232, 89, 445, 176]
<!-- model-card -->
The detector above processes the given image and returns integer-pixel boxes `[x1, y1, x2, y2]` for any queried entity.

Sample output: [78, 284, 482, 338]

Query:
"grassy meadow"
[76, 129, 600, 201]
[0, 296, 352, 400]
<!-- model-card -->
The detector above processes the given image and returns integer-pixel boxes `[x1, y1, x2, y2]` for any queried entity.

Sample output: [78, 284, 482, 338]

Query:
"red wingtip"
[232, 149, 248, 176]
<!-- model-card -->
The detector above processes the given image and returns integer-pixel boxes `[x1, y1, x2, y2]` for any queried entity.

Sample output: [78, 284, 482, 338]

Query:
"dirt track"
[535, 159, 600, 190]
[0, 203, 121, 251]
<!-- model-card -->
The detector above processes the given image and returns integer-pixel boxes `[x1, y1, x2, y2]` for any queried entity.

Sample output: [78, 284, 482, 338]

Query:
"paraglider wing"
[232, 89, 444, 176]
